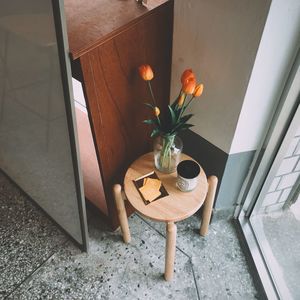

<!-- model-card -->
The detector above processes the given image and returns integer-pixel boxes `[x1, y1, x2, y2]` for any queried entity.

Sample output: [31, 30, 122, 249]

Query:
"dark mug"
[176, 160, 201, 192]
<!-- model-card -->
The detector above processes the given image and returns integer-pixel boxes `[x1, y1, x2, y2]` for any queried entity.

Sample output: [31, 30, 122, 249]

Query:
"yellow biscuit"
[139, 185, 161, 202]
[143, 178, 161, 190]
[143, 178, 147, 186]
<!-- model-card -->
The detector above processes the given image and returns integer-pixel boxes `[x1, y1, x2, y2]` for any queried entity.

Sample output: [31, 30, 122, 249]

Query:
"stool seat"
[114, 152, 218, 281]
[124, 153, 208, 222]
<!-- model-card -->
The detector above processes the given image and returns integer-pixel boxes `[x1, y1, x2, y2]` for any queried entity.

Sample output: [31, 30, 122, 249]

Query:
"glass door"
[236, 50, 299, 299]
[0, 0, 88, 250]
[249, 109, 299, 299]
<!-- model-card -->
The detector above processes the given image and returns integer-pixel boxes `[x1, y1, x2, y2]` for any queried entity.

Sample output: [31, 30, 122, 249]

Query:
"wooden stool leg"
[164, 221, 177, 281]
[200, 176, 218, 236]
[113, 184, 131, 243]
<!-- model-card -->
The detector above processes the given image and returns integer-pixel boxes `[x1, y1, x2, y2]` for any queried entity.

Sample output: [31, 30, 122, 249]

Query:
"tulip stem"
[159, 134, 175, 171]
[147, 81, 157, 106]
[178, 95, 194, 121]
[182, 95, 195, 114]
[175, 90, 185, 110]
[156, 115, 161, 126]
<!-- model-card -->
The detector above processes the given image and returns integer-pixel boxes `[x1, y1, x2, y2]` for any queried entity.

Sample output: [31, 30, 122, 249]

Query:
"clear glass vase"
[153, 134, 183, 173]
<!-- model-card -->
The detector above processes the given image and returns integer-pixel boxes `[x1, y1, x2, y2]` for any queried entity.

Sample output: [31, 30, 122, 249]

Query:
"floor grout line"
[190, 258, 201, 300]
[135, 214, 201, 300]
[136, 213, 192, 258]
[4, 238, 69, 299]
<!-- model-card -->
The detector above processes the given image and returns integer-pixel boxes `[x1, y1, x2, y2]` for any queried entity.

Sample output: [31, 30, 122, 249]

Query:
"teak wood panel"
[80, 2, 173, 228]
[65, 0, 169, 59]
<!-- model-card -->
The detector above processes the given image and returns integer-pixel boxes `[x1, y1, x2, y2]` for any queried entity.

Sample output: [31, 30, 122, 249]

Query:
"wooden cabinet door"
[79, 2, 173, 228]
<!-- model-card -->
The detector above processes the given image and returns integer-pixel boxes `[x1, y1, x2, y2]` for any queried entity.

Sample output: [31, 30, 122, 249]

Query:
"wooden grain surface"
[78, 1, 173, 228]
[65, 0, 169, 59]
[124, 153, 208, 222]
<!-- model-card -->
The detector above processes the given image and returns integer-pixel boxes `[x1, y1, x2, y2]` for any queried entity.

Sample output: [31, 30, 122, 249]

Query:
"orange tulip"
[177, 93, 185, 107]
[154, 106, 160, 117]
[181, 69, 195, 85]
[182, 78, 196, 94]
[138, 64, 154, 81]
[193, 84, 204, 97]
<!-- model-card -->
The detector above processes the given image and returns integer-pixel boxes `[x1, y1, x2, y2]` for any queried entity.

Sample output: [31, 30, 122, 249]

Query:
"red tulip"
[193, 84, 204, 97]
[182, 78, 196, 94]
[177, 94, 185, 107]
[181, 69, 195, 85]
[154, 106, 160, 117]
[138, 64, 154, 81]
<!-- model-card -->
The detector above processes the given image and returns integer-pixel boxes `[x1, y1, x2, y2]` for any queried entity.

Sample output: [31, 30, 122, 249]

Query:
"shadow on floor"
[0, 172, 258, 299]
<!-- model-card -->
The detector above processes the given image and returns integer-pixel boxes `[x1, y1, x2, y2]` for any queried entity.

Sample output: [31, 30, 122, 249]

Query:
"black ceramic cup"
[176, 160, 201, 192]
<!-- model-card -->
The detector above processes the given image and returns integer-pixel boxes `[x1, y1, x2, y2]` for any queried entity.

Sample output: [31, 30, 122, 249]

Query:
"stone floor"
[259, 203, 300, 299]
[0, 172, 259, 300]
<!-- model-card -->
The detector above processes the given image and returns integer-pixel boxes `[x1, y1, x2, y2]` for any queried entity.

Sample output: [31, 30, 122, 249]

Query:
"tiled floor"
[0, 172, 67, 298]
[259, 206, 300, 299]
[0, 172, 259, 299]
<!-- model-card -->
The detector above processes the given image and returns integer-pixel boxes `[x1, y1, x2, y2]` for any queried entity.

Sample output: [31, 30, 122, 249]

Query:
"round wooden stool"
[113, 152, 218, 281]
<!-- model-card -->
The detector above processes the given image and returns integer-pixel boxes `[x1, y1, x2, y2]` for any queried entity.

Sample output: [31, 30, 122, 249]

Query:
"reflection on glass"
[250, 124, 300, 299]
[0, 1, 83, 244]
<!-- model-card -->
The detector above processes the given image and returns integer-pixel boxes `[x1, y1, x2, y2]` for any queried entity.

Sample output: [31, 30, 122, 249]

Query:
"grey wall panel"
[216, 151, 255, 212]
[171, 0, 271, 153]
[180, 129, 255, 212]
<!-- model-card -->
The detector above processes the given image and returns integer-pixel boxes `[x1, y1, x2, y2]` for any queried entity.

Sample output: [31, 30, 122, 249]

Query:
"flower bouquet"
[138, 65, 204, 173]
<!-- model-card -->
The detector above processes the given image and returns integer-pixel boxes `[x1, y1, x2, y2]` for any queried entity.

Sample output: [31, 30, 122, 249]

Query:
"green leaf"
[179, 114, 193, 123]
[144, 103, 154, 109]
[171, 91, 183, 110]
[168, 105, 177, 126]
[170, 100, 177, 110]
[150, 128, 160, 138]
[170, 120, 194, 134]
[143, 119, 156, 125]
[175, 106, 182, 119]
[179, 123, 194, 131]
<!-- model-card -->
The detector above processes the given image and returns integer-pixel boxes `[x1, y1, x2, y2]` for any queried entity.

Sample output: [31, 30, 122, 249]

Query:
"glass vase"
[153, 134, 183, 173]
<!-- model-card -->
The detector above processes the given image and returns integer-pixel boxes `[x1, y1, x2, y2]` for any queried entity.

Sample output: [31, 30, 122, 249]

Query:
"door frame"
[51, 0, 89, 251]
[234, 48, 300, 299]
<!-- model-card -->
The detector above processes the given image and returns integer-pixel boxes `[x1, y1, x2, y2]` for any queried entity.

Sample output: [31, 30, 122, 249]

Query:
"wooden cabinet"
[65, 0, 174, 229]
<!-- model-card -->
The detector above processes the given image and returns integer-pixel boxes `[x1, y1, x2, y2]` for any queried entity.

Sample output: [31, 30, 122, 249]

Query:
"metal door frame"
[51, 0, 89, 251]
[234, 48, 300, 299]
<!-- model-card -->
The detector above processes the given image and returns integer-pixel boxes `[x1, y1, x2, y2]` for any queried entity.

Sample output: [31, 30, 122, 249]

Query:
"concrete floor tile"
[136, 213, 258, 299]
[8, 214, 198, 300]
[257, 210, 300, 299]
[0, 172, 67, 299]
[1, 170, 259, 300]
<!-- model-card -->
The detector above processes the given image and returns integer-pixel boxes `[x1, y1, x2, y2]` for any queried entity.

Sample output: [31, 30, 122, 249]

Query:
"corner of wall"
[215, 151, 255, 212]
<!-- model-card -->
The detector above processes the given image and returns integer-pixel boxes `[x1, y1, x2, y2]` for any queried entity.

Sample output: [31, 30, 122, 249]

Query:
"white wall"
[230, 0, 300, 154]
[171, 0, 271, 153]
